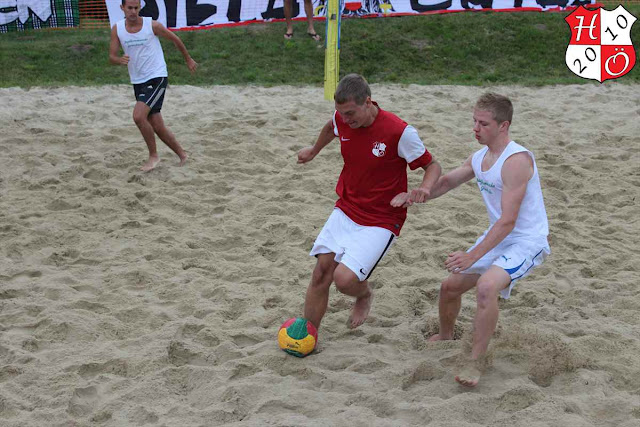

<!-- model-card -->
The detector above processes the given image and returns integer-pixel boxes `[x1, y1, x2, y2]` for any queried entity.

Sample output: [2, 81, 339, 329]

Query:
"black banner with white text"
[106, 0, 594, 30]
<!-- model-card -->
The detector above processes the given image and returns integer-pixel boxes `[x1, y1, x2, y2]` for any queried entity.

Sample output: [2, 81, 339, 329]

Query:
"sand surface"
[0, 84, 639, 426]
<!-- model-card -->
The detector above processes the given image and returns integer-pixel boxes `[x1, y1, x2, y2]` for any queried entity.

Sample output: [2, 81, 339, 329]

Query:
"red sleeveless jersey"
[333, 104, 432, 235]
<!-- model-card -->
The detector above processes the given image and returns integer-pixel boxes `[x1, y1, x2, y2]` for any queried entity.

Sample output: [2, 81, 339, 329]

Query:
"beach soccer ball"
[278, 317, 318, 357]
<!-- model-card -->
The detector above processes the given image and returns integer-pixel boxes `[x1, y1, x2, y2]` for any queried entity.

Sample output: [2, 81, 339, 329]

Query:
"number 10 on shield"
[565, 6, 637, 83]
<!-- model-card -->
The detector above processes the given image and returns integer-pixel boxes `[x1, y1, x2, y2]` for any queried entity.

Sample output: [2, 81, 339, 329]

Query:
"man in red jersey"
[297, 74, 441, 331]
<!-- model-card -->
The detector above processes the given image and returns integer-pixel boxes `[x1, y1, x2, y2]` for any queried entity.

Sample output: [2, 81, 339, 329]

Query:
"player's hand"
[297, 147, 317, 164]
[120, 55, 130, 65]
[409, 187, 431, 203]
[186, 57, 198, 74]
[390, 192, 412, 208]
[445, 251, 476, 273]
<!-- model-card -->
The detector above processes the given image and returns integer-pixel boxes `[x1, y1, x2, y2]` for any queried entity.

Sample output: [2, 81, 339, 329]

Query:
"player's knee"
[333, 267, 358, 293]
[147, 114, 163, 129]
[311, 261, 334, 288]
[440, 276, 462, 299]
[476, 279, 499, 307]
[132, 111, 147, 126]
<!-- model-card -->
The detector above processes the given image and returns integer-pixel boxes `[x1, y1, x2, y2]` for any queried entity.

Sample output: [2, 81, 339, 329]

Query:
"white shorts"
[310, 208, 396, 281]
[462, 233, 550, 299]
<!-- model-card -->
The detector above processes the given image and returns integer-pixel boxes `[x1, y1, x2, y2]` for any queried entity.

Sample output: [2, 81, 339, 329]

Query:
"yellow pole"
[324, 0, 341, 101]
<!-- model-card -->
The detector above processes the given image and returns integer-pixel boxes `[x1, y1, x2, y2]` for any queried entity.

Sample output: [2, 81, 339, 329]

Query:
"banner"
[324, 0, 341, 100]
[0, 0, 79, 32]
[105, 0, 594, 30]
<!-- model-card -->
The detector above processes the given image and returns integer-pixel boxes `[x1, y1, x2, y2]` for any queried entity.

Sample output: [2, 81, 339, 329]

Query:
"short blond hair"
[476, 93, 513, 125]
[334, 74, 371, 105]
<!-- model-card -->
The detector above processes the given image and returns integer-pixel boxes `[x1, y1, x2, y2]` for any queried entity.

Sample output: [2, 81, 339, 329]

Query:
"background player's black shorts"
[133, 77, 168, 115]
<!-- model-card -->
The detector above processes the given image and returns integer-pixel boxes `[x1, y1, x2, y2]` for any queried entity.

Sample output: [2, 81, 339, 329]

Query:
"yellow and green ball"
[278, 317, 318, 357]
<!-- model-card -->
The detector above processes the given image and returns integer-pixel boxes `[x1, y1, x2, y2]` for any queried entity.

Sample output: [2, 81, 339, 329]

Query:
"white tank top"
[116, 17, 168, 84]
[471, 141, 549, 242]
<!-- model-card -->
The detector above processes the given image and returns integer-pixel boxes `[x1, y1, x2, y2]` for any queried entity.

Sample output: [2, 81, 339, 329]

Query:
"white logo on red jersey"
[372, 142, 386, 157]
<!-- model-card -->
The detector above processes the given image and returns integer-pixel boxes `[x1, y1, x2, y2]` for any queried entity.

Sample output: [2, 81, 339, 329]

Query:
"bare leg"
[303, 254, 338, 329]
[333, 264, 372, 329]
[455, 266, 510, 387]
[428, 273, 479, 342]
[148, 112, 188, 166]
[470, 267, 510, 359]
[133, 102, 160, 172]
[303, 0, 319, 39]
[283, 0, 294, 37]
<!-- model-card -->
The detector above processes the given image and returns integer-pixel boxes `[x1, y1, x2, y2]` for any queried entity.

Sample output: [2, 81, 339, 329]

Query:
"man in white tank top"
[109, 0, 197, 172]
[426, 93, 550, 387]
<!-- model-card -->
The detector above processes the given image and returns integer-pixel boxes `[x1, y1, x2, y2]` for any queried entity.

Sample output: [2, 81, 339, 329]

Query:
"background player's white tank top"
[116, 17, 168, 84]
[471, 141, 549, 241]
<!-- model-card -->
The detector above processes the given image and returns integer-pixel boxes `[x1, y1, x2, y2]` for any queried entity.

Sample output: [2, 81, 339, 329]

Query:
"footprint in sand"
[74, 359, 129, 379]
[67, 385, 100, 417]
[46, 199, 81, 211]
[401, 361, 445, 390]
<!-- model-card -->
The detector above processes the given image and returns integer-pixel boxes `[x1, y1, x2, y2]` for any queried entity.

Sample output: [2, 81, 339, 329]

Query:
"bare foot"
[178, 153, 188, 167]
[347, 292, 373, 329]
[140, 155, 160, 172]
[455, 364, 481, 387]
[428, 333, 453, 342]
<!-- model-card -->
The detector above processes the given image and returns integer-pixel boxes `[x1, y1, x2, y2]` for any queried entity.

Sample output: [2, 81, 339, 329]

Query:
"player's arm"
[152, 20, 198, 73]
[427, 154, 475, 200]
[297, 120, 336, 164]
[445, 152, 532, 272]
[391, 126, 441, 207]
[109, 25, 128, 65]
[405, 159, 441, 204]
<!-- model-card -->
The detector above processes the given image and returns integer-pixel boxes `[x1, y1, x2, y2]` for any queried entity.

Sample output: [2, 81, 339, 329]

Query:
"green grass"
[1, 6, 639, 87]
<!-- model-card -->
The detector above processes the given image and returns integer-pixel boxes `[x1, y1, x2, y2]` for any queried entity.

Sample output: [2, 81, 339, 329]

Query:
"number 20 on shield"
[565, 6, 637, 83]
